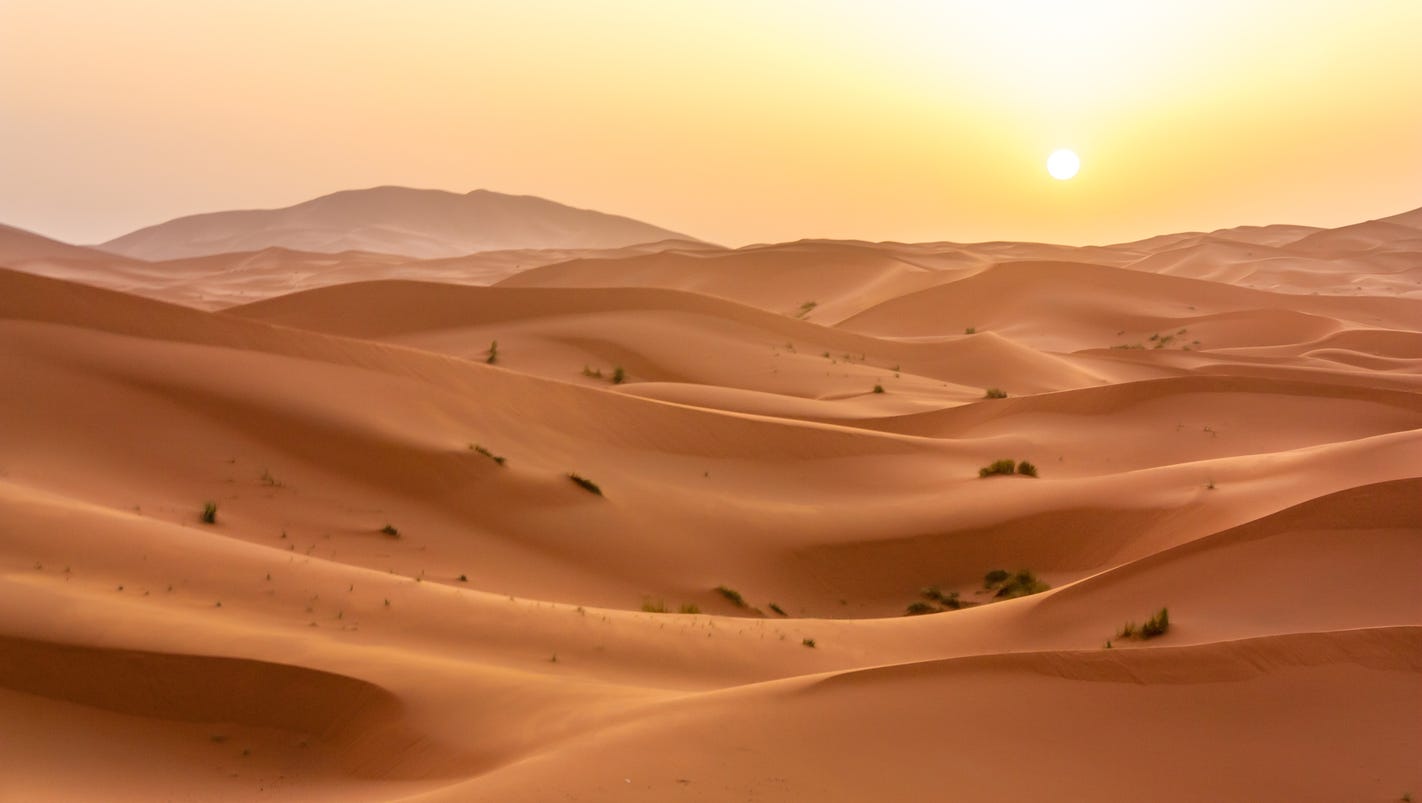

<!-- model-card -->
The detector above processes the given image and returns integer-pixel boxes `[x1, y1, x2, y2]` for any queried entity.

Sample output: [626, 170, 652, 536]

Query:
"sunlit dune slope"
[1, 203, 1419, 802]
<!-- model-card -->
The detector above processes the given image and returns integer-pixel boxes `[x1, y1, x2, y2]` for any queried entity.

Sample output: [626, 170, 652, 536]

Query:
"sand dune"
[498, 240, 956, 322]
[2, 204, 1419, 800]
[4, 235, 720, 311]
[433, 628, 1419, 803]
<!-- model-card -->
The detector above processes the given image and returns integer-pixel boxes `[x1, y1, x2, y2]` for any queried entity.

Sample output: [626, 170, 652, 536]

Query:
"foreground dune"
[1, 204, 1419, 801]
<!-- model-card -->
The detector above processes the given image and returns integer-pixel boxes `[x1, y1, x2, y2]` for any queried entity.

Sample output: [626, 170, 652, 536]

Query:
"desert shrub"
[471, 444, 506, 465]
[200, 502, 218, 524]
[768, 602, 787, 617]
[979, 459, 1017, 477]
[796, 300, 817, 317]
[458, 574, 468, 582]
[1017, 460, 1038, 477]
[984, 388, 1008, 399]
[919, 587, 961, 608]
[873, 383, 885, 394]
[964, 326, 977, 334]
[641, 598, 667, 613]
[678, 602, 701, 614]
[581, 365, 603, 379]
[380, 524, 399, 537]
[907, 586, 962, 615]
[994, 569, 1050, 599]
[714, 585, 747, 608]
[611, 366, 626, 384]
[1119, 621, 1137, 639]
[802, 637, 816, 648]
[568, 474, 603, 495]
[983, 569, 1010, 588]
[1141, 607, 1170, 638]
[486, 340, 499, 364]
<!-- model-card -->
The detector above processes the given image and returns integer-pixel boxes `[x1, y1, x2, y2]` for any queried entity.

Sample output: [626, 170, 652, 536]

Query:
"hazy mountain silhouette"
[98, 186, 699, 260]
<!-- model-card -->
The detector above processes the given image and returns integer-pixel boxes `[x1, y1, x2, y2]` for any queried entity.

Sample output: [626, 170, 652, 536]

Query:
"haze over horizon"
[4, 1, 1420, 248]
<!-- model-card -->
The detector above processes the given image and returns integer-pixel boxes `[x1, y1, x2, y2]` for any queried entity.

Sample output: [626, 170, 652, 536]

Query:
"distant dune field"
[1, 197, 1419, 801]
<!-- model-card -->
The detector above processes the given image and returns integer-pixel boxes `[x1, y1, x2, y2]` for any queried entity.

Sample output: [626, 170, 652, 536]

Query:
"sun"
[1047, 149, 1080, 180]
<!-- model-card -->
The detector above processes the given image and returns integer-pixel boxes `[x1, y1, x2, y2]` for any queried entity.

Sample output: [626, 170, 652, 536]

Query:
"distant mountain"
[0, 222, 135, 265]
[97, 186, 700, 260]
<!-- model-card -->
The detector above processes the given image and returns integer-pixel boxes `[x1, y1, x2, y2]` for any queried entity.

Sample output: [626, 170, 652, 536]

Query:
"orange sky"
[3, 1, 1420, 247]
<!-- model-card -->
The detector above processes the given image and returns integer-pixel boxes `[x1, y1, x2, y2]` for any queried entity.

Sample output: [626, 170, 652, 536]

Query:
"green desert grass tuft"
[979, 459, 1016, 477]
[994, 569, 1050, 599]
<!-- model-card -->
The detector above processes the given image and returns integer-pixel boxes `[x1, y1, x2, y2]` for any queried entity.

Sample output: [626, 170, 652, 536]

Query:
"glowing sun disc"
[1047, 149, 1080, 180]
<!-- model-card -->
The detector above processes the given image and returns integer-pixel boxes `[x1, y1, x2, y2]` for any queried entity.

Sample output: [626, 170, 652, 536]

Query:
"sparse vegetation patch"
[984, 388, 1008, 399]
[904, 585, 968, 616]
[1118, 607, 1171, 640]
[714, 585, 747, 608]
[201, 502, 218, 524]
[471, 444, 506, 465]
[979, 458, 1038, 478]
[568, 473, 603, 495]
[978, 459, 1017, 477]
[993, 569, 1050, 599]
[380, 524, 400, 537]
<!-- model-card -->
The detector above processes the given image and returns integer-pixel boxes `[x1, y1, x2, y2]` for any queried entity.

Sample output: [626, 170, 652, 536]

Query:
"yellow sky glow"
[2, 0, 1419, 246]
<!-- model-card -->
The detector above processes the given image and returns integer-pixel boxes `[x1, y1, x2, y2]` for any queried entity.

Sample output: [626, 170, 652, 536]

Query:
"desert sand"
[1, 197, 1419, 801]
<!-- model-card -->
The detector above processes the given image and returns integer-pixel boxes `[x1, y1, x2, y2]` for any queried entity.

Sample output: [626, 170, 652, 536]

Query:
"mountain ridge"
[97, 185, 701, 260]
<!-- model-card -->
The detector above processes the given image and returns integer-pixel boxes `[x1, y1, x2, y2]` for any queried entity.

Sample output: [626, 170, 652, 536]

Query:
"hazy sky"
[3, 1, 1420, 247]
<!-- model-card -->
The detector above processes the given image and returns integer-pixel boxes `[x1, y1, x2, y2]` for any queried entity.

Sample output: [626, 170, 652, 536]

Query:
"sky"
[3, 0, 1420, 247]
